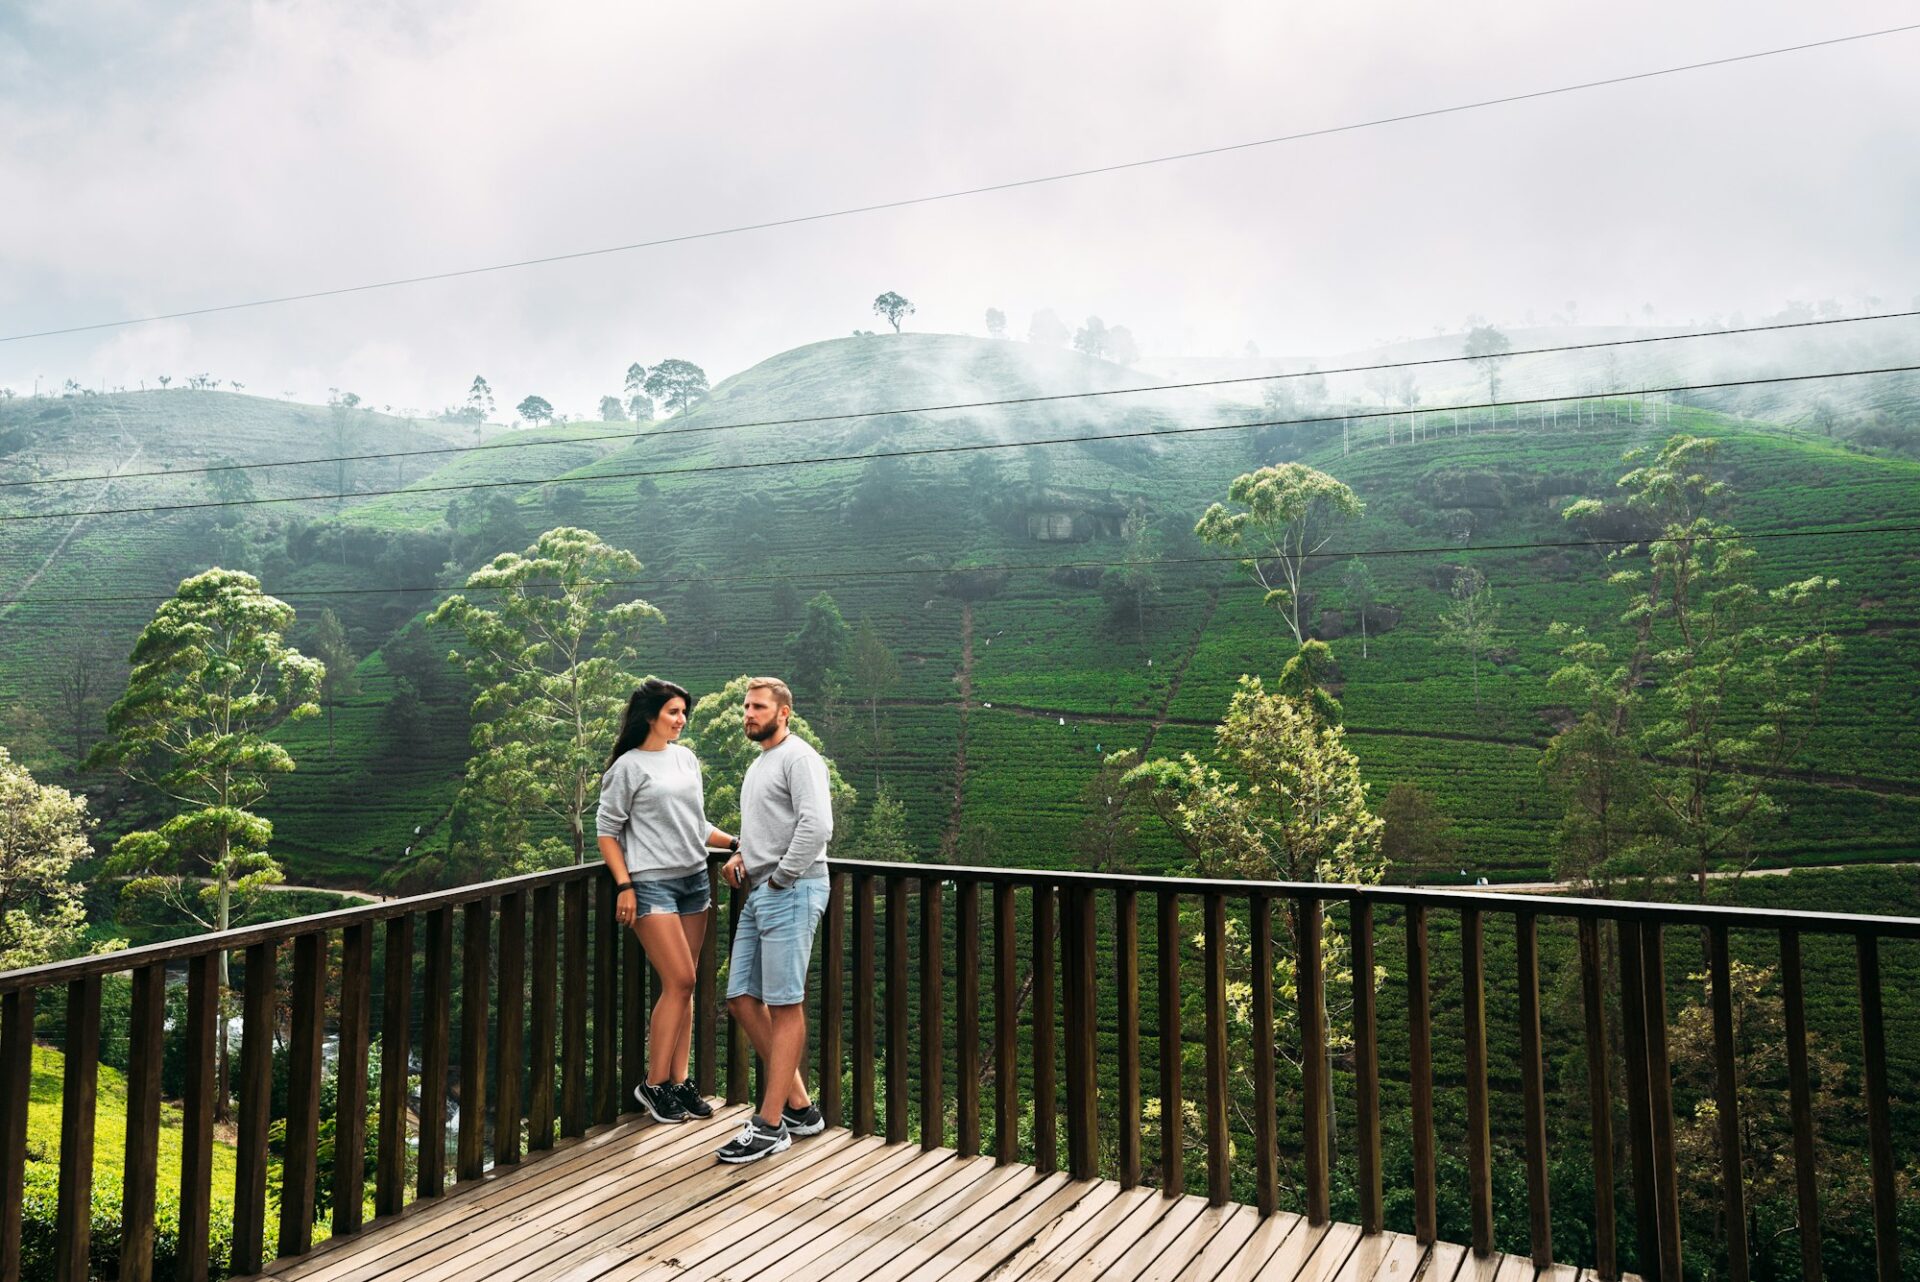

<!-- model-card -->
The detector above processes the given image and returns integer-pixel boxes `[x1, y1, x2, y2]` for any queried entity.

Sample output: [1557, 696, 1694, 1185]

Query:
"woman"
[595, 678, 738, 1124]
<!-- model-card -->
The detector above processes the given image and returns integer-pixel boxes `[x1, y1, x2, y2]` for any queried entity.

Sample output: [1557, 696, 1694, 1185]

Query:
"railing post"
[1201, 892, 1228, 1207]
[233, 947, 272, 1275]
[177, 957, 216, 1277]
[1461, 907, 1493, 1255]
[1116, 887, 1142, 1190]
[622, 905, 644, 1112]
[886, 876, 909, 1144]
[281, 932, 326, 1254]
[1708, 925, 1748, 1282]
[1780, 929, 1823, 1282]
[1640, 925, 1682, 1282]
[335, 922, 373, 1233]
[854, 873, 876, 1137]
[1517, 912, 1552, 1268]
[54, 976, 100, 1282]
[529, 886, 558, 1150]
[1066, 883, 1098, 1181]
[921, 877, 945, 1150]
[1579, 917, 1618, 1282]
[1157, 891, 1182, 1198]
[496, 892, 526, 1166]
[1250, 892, 1277, 1218]
[1350, 898, 1382, 1235]
[377, 914, 415, 1211]
[1856, 933, 1902, 1282]
[727, 879, 749, 1106]
[1299, 895, 1329, 1226]
[821, 872, 847, 1130]
[561, 880, 587, 1137]
[993, 882, 1017, 1164]
[459, 898, 492, 1179]
[1032, 882, 1057, 1173]
[120, 964, 165, 1282]
[593, 877, 617, 1126]
[1406, 905, 1436, 1245]
[1619, 919, 1661, 1278]
[956, 879, 980, 1157]
[1, 987, 36, 1282]
[420, 905, 453, 1191]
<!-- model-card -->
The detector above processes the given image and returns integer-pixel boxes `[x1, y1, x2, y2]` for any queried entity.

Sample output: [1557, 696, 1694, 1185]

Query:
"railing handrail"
[7, 854, 1916, 991]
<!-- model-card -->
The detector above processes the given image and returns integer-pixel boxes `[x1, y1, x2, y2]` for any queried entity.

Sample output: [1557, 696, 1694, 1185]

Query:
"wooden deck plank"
[832, 1160, 1041, 1281]
[245, 1115, 1616, 1282]
[1164, 1205, 1286, 1282]
[1338, 1231, 1427, 1282]
[275, 1111, 744, 1282]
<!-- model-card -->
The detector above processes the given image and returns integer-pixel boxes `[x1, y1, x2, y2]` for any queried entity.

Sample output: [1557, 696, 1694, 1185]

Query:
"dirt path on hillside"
[1140, 585, 1220, 758]
[939, 602, 974, 858]
[0, 442, 145, 613]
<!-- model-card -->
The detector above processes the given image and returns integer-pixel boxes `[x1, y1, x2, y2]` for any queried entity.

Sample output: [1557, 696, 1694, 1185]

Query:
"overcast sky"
[3, 1, 1917, 417]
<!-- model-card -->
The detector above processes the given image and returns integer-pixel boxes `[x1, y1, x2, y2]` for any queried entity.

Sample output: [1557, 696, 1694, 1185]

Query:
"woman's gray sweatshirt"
[595, 744, 711, 880]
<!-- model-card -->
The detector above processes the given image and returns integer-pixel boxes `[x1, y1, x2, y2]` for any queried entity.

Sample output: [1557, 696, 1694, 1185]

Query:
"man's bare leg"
[727, 994, 811, 1111]
[758, 1003, 809, 1126]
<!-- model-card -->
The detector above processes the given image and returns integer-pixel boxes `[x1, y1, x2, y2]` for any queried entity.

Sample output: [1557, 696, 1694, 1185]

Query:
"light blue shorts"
[726, 877, 830, 1007]
[629, 869, 711, 917]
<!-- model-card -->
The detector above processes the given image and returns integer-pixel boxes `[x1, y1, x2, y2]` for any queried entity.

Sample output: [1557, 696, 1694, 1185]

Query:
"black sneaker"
[715, 1115, 790, 1164]
[635, 1080, 689, 1124]
[672, 1079, 714, 1120]
[781, 1102, 825, 1136]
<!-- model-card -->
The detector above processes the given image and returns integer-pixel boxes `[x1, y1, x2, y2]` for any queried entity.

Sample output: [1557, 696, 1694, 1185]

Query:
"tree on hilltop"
[466, 375, 495, 421]
[516, 395, 555, 425]
[1107, 325, 1140, 367]
[644, 359, 708, 419]
[1073, 316, 1110, 359]
[598, 395, 628, 422]
[1462, 325, 1512, 403]
[872, 291, 914, 333]
[1194, 463, 1364, 648]
[984, 308, 1007, 339]
[624, 362, 654, 420]
[1028, 309, 1069, 346]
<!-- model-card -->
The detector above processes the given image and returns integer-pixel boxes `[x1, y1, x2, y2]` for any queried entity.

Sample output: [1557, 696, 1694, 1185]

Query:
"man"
[715, 676, 834, 1163]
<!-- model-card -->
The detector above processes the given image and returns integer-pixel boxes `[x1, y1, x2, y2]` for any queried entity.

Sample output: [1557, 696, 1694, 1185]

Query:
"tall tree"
[785, 592, 851, 700]
[984, 308, 1007, 339]
[1340, 557, 1378, 658]
[1437, 565, 1500, 715]
[845, 618, 901, 793]
[643, 359, 709, 418]
[1462, 325, 1512, 402]
[597, 394, 628, 422]
[1106, 325, 1140, 367]
[429, 527, 661, 871]
[872, 291, 914, 333]
[0, 747, 94, 970]
[1194, 463, 1364, 648]
[516, 395, 555, 425]
[1072, 316, 1110, 358]
[92, 569, 323, 1117]
[1562, 435, 1839, 897]
[465, 375, 494, 422]
[1099, 501, 1160, 643]
[309, 608, 361, 751]
[53, 638, 110, 770]
[1376, 783, 1459, 880]
[1072, 752, 1140, 874]
[1540, 625, 1650, 890]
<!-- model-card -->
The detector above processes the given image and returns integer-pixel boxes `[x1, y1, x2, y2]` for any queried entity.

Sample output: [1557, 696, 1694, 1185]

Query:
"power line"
[4, 23, 1915, 345]
[8, 307, 1914, 493]
[3, 523, 1915, 616]
[2, 363, 1915, 526]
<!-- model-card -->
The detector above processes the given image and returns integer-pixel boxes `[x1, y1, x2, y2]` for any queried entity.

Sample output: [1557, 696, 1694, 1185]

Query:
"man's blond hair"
[746, 676, 793, 710]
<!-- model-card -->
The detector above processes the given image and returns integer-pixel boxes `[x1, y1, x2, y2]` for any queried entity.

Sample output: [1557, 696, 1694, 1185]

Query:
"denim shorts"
[629, 869, 711, 917]
[725, 877, 830, 1007]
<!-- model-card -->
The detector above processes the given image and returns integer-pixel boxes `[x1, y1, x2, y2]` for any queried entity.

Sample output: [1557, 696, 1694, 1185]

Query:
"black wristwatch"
[615, 882, 634, 897]
[769, 877, 791, 891]
[727, 836, 740, 852]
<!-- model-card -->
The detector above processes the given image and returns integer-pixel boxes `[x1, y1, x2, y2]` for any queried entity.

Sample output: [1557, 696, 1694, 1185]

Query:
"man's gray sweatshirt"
[739, 733, 833, 886]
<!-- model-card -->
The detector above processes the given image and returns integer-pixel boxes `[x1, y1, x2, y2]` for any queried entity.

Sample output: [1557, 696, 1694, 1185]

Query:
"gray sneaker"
[781, 1102, 825, 1136]
[715, 1115, 791, 1164]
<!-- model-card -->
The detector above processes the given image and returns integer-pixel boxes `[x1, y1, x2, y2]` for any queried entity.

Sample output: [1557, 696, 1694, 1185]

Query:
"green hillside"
[3, 335, 1918, 886]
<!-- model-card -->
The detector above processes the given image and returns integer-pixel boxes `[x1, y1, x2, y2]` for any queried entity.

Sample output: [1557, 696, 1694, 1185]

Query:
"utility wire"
[2, 522, 1915, 615]
[2, 363, 1915, 526]
[3, 22, 1915, 345]
[7, 307, 1914, 493]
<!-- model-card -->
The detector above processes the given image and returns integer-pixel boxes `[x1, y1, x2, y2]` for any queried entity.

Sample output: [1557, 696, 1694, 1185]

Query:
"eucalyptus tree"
[429, 527, 662, 869]
[644, 359, 709, 418]
[92, 568, 323, 1116]
[1194, 463, 1364, 648]
[872, 291, 914, 333]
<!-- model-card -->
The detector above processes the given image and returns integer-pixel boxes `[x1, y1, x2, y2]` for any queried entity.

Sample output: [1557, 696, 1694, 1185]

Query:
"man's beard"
[744, 720, 777, 742]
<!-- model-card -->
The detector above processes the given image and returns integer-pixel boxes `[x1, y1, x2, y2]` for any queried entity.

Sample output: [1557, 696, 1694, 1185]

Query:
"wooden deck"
[260, 1105, 1619, 1282]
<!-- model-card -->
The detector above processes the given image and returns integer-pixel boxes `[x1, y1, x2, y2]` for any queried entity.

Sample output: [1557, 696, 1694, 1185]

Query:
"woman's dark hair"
[607, 678, 693, 767]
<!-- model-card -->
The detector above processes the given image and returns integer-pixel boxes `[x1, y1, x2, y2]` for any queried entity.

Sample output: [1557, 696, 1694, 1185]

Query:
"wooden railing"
[0, 858, 1911, 1282]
